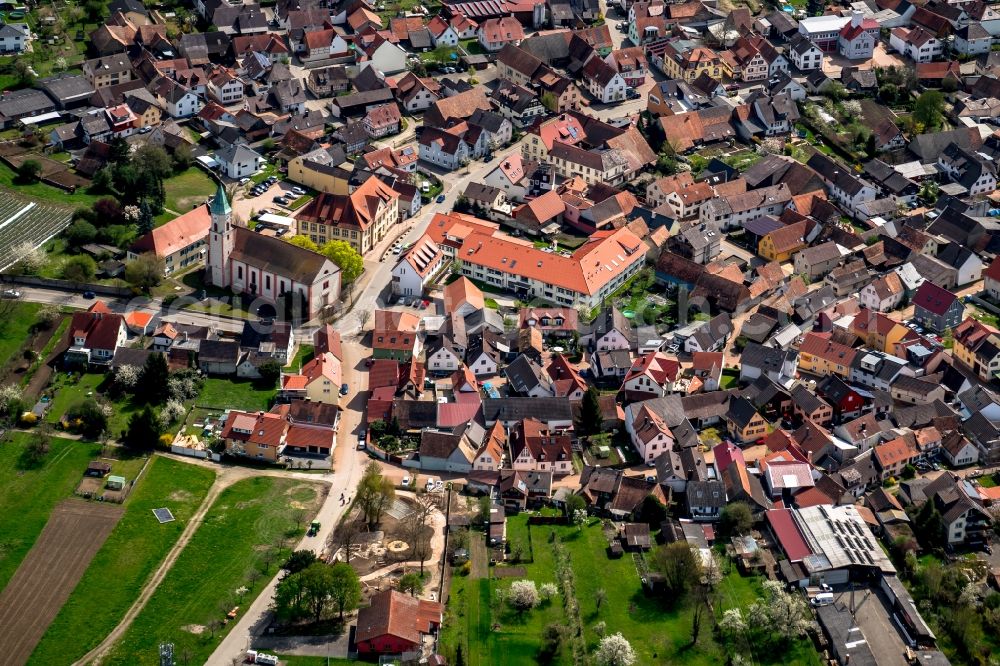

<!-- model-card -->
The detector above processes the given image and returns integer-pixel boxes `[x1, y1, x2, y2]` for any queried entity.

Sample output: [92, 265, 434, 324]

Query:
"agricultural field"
[0, 433, 101, 591]
[30, 457, 216, 665]
[440, 515, 821, 666]
[0, 191, 74, 271]
[103, 476, 327, 665]
[0, 500, 124, 665]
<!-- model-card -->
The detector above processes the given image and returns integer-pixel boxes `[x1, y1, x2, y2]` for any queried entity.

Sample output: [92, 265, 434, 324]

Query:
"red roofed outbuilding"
[355, 589, 442, 655]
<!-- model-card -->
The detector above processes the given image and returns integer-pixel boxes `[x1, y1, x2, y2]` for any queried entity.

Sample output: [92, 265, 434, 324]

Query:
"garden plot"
[0, 192, 73, 270]
[0, 500, 123, 665]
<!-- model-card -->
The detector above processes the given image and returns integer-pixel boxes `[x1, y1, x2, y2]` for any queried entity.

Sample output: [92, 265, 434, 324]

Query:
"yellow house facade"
[287, 154, 351, 195]
[659, 44, 726, 81]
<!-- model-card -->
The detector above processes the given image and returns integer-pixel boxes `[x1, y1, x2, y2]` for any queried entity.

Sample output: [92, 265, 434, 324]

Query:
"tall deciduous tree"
[288, 235, 319, 251]
[61, 255, 97, 283]
[651, 542, 702, 598]
[328, 562, 361, 620]
[320, 240, 364, 284]
[124, 253, 165, 293]
[356, 461, 395, 526]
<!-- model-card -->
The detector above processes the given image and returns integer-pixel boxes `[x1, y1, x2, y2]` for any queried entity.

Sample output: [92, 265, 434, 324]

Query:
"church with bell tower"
[205, 183, 342, 319]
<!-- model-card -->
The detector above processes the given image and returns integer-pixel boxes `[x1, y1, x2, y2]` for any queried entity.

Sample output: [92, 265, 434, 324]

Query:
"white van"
[810, 592, 834, 607]
[255, 654, 279, 666]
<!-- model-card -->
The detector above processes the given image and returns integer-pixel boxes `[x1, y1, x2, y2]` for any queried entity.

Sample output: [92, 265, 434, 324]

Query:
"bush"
[539, 582, 558, 601]
[458, 561, 472, 576]
[508, 580, 540, 612]
[158, 433, 174, 448]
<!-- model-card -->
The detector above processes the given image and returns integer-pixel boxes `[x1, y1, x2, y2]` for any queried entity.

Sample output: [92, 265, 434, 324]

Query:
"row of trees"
[274, 555, 361, 625]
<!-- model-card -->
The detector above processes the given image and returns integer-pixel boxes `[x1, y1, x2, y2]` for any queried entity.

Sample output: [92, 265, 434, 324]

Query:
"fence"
[966, 292, 1000, 316]
[169, 445, 221, 462]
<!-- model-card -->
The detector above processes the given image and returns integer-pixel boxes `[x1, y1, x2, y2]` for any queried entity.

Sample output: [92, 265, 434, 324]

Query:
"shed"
[106, 475, 126, 490]
[86, 461, 112, 477]
[461, 54, 492, 70]
[620, 522, 652, 550]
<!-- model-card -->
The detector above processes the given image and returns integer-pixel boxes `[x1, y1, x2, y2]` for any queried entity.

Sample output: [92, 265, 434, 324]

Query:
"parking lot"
[232, 178, 305, 221]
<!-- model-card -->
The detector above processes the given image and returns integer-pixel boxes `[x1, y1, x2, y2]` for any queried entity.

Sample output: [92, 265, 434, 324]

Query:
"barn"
[355, 589, 442, 656]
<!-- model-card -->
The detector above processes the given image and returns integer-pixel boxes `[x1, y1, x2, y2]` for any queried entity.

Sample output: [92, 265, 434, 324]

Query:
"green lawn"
[197, 377, 277, 411]
[45, 371, 141, 437]
[720, 369, 740, 389]
[29, 457, 216, 665]
[103, 476, 325, 665]
[287, 194, 313, 211]
[0, 301, 42, 370]
[441, 516, 821, 666]
[156, 167, 218, 225]
[285, 344, 315, 370]
[969, 305, 1000, 328]
[0, 162, 102, 207]
[0, 433, 100, 593]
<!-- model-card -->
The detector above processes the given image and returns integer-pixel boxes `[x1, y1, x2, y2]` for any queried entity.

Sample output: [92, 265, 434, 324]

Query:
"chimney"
[851, 11, 862, 27]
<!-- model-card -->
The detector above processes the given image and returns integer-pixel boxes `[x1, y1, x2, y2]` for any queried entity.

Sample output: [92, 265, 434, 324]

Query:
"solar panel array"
[153, 508, 175, 524]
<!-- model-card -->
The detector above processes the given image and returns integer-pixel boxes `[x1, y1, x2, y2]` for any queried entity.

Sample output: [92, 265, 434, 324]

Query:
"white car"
[239, 177, 251, 185]
[401, 474, 410, 488]
[291, 186, 306, 195]
[1, 289, 21, 299]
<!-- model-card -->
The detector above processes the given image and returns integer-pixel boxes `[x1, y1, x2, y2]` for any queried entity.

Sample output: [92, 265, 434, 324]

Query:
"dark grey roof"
[742, 341, 794, 373]
[198, 339, 241, 364]
[790, 384, 827, 414]
[635, 395, 686, 428]
[686, 480, 726, 508]
[0, 88, 56, 119]
[481, 397, 573, 423]
[38, 73, 95, 104]
[726, 395, 760, 429]
[230, 226, 338, 285]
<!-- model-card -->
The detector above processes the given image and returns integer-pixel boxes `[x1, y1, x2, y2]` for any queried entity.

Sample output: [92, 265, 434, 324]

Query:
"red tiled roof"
[799, 332, 858, 367]
[130, 204, 210, 258]
[874, 436, 915, 469]
[913, 281, 958, 316]
[766, 508, 812, 562]
[356, 589, 441, 646]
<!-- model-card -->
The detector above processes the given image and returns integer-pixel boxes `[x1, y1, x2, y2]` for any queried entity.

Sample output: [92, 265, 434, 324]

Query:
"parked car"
[401, 474, 410, 488]
[273, 196, 287, 204]
[82, 290, 96, 299]
[340, 383, 349, 396]
[436, 194, 446, 203]
[239, 177, 251, 185]
[308, 520, 320, 536]
[291, 186, 305, 195]
[1, 289, 21, 299]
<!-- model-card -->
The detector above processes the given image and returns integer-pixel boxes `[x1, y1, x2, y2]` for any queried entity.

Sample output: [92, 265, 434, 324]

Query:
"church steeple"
[207, 181, 234, 288]
[210, 182, 231, 218]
